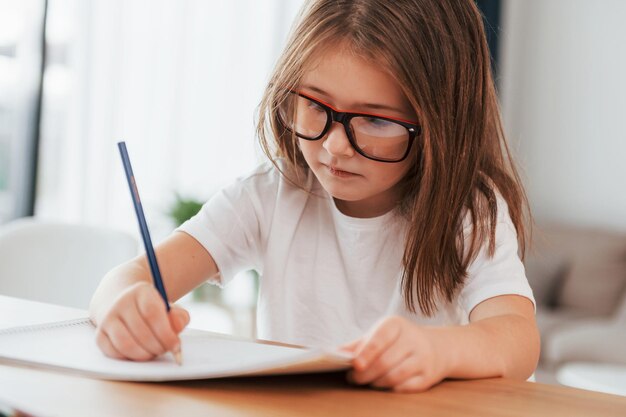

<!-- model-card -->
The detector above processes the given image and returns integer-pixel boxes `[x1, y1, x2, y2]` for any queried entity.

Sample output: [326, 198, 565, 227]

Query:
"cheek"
[298, 139, 321, 160]
[391, 149, 419, 180]
[371, 160, 414, 188]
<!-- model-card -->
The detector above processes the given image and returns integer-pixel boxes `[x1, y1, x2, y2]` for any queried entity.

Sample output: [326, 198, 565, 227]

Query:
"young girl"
[90, 0, 540, 393]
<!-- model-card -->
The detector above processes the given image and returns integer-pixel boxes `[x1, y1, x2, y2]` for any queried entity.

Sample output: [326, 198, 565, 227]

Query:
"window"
[0, 0, 46, 223]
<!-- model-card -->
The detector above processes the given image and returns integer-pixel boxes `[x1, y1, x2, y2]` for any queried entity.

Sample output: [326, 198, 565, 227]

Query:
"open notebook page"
[0, 318, 352, 381]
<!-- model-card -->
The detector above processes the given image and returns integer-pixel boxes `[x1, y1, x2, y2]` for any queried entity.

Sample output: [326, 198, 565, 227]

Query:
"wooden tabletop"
[1, 295, 626, 417]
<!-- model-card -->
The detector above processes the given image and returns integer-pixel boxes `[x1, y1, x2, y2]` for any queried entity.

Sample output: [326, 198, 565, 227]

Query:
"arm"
[451, 294, 540, 379]
[342, 294, 540, 393]
[89, 231, 219, 360]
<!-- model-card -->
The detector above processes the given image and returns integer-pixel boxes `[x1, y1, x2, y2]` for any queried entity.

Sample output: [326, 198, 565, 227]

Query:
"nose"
[322, 122, 355, 158]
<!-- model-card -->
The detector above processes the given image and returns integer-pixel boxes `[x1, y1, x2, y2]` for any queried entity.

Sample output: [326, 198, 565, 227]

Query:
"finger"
[119, 303, 171, 356]
[95, 327, 125, 360]
[103, 318, 155, 361]
[351, 343, 410, 385]
[371, 353, 421, 389]
[338, 338, 363, 353]
[353, 318, 402, 371]
[135, 290, 181, 352]
[393, 374, 432, 393]
[169, 306, 190, 333]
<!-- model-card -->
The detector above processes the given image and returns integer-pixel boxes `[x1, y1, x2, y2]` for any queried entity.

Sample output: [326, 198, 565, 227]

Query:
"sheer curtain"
[36, 0, 303, 239]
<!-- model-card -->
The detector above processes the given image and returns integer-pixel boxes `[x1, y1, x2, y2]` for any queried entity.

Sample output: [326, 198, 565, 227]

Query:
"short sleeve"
[458, 201, 536, 318]
[176, 164, 277, 286]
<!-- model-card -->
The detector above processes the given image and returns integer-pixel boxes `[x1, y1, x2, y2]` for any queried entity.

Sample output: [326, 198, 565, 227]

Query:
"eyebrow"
[301, 85, 410, 115]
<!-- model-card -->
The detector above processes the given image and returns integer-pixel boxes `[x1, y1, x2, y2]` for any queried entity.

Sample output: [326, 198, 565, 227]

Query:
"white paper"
[0, 319, 352, 381]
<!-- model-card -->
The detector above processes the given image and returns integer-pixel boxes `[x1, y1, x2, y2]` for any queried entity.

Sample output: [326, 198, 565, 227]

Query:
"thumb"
[169, 306, 190, 333]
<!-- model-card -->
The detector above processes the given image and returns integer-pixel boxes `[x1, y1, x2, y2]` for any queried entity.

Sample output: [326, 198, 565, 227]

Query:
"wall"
[500, 0, 626, 231]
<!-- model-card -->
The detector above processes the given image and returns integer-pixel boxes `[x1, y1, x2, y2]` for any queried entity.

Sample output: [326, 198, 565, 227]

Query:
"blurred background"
[0, 0, 625, 394]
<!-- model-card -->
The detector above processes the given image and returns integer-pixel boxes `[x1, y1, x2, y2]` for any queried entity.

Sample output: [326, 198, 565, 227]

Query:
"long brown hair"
[257, 0, 530, 316]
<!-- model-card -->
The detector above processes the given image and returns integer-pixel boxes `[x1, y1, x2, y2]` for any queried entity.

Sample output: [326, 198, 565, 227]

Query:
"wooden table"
[1, 295, 626, 417]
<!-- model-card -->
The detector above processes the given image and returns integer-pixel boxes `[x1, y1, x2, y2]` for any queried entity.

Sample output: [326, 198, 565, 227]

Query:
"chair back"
[0, 217, 137, 309]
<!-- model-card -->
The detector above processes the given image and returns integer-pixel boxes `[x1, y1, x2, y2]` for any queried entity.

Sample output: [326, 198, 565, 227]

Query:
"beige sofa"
[524, 224, 626, 375]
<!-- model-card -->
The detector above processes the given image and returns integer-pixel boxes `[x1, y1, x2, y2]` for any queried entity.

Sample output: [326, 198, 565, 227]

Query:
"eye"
[363, 117, 393, 128]
[306, 100, 326, 113]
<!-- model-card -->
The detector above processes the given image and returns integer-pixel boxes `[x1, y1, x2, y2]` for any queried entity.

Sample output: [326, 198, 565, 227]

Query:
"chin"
[310, 165, 364, 198]
[320, 182, 365, 202]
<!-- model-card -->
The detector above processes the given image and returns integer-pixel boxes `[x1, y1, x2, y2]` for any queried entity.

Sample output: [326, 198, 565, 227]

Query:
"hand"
[93, 281, 190, 361]
[340, 316, 450, 393]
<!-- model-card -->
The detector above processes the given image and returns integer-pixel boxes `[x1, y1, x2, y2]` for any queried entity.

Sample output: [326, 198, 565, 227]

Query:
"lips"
[324, 164, 357, 178]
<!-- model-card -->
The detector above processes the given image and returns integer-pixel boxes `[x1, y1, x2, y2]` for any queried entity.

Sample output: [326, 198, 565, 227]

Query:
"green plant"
[168, 194, 203, 227]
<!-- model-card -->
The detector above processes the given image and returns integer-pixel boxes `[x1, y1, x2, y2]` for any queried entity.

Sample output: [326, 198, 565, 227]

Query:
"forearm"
[436, 314, 540, 380]
[89, 260, 152, 324]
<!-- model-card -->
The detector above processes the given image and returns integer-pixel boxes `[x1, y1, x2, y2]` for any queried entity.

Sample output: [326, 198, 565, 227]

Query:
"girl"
[90, 0, 540, 393]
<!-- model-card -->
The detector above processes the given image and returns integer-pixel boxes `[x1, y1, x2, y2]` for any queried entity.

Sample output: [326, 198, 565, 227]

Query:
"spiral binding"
[0, 318, 93, 335]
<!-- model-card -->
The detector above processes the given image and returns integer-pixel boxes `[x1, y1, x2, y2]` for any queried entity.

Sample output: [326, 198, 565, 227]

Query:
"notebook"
[0, 318, 353, 381]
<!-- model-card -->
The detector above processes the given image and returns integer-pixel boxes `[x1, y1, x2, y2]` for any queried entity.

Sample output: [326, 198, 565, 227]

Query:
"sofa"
[523, 224, 626, 381]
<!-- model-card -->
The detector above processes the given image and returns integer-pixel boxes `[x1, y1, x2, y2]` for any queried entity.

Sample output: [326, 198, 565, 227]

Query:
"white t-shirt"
[179, 161, 535, 348]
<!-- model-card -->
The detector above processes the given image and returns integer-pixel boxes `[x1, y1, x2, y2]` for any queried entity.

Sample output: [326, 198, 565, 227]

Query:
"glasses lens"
[350, 116, 410, 161]
[279, 94, 328, 139]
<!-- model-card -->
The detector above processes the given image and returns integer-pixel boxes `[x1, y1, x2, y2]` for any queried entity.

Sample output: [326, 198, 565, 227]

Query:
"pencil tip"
[172, 350, 183, 366]
[173, 348, 183, 366]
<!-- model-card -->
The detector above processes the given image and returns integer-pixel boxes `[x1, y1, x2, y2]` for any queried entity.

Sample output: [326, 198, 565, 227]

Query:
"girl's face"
[297, 45, 418, 218]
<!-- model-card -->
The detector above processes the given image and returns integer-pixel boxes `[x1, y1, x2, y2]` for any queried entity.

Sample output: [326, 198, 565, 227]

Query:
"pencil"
[117, 141, 183, 366]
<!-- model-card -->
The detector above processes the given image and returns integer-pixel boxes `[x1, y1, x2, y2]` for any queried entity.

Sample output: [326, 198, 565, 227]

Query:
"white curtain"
[36, 0, 304, 239]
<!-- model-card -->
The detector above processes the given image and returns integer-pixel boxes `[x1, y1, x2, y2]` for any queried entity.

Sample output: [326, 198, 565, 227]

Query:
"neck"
[333, 194, 399, 218]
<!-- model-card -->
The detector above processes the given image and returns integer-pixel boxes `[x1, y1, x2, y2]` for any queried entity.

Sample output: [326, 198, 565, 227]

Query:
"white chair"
[0, 217, 138, 309]
[545, 296, 626, 394]
[543, 292, 626, 367]
[557, 362, 626, 396]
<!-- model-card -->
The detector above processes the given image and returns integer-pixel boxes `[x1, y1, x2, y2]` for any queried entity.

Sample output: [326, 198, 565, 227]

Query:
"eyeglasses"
[278, 91, 421, 162]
